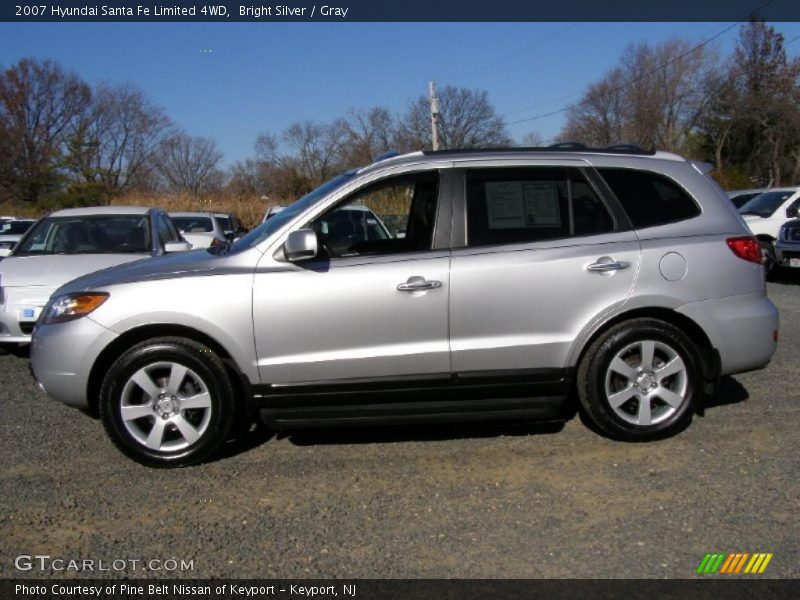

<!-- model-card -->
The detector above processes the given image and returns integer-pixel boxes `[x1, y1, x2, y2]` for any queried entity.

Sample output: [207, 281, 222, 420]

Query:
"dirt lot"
[1, 278, 798, 579]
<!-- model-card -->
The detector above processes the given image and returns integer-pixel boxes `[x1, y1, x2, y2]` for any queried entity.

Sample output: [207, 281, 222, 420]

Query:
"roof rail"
[547, 141, 588, 151]
[421, 144, 656, 157]
[373, 150, 402, 162]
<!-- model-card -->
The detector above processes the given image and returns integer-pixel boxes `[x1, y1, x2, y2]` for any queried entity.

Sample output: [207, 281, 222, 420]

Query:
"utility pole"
[429, 81, 440, 151]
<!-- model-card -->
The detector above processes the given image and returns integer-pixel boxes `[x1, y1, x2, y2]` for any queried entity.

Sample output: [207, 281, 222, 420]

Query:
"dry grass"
[0, 192, 286, 230]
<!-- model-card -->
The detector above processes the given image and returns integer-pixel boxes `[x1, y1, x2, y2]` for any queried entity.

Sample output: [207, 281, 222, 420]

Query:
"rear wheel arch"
[572, 307, 718, 387]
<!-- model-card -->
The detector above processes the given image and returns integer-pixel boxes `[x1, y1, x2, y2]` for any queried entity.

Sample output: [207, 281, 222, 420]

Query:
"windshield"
[13, 215, 151, 256]
[739, 191, 795, 218]
[230, 172, 356, 253]
[172, 216, 213, 233]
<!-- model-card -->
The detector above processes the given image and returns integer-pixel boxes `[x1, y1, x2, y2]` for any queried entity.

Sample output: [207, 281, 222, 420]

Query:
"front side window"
[466, 167, 613, 247]
[13, 215, 151, 255]
[308, 173, 439, 258]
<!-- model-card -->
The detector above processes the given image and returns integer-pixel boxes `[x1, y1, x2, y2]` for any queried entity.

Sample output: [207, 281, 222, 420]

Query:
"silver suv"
[30, 146, 779, 467]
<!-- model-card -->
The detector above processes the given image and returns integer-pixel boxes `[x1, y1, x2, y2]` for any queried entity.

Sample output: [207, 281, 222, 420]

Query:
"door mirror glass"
[164, 241, 192, 253]
[284, 229, 318, 262]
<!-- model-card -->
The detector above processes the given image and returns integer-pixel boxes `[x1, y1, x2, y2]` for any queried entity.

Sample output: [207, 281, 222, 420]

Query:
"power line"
[443, 22, 581, 83]
[505, 0, 778, 127]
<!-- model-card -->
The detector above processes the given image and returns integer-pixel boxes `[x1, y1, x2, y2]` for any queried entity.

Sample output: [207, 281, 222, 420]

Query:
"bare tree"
[282, 120, 347, 185]
[561, 39, 717, 152]
[153, 133, 223, 197]
[730, 21, 800, 186]
[339, 106, 395, 166]
[520, 130, 544, 146]
[561, 68, 627, 146]
[397, 86, 511, 151]
[67, 82, 173, 193]
[0, 58, 91, 202]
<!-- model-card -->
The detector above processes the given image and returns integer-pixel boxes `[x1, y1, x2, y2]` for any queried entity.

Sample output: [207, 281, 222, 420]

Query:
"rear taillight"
[726, 236, 762, 265]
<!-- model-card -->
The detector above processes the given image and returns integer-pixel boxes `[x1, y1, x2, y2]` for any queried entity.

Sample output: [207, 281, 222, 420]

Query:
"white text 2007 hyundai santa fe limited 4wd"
[31, 146, 779, 467]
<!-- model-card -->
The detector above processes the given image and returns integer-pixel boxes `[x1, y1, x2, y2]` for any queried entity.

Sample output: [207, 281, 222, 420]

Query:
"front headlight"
[41, 293, 109, 325]
[779, 224, 788, 241]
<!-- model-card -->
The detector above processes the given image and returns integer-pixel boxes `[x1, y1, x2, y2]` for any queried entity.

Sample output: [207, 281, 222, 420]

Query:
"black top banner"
[3, 0, 800, 22]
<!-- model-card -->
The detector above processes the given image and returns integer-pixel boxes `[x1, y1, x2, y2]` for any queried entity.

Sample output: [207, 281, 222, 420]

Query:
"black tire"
[760, 240, 777, 279]
[577, 318, 702, 441]
[99, 337, 235, 468]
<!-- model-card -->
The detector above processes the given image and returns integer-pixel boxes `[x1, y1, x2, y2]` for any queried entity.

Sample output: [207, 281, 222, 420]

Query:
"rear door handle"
[397, 279, 442, 292]
[587, 259, 630, 273]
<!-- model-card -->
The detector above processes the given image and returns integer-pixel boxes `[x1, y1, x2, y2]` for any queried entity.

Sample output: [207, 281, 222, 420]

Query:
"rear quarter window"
[597, 168, 700, 229]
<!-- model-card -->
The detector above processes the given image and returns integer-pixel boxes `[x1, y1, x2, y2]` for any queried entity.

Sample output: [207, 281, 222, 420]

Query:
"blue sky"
[2, 21, 800, 166]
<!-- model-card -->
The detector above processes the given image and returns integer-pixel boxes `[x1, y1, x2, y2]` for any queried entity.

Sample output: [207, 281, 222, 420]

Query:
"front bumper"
[774, 240, 800, 267]
[31, 316, 118, 409]
[0, 286, 53, 343]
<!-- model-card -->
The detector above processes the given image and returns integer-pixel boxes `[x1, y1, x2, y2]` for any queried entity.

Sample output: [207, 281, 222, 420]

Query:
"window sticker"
[485, 181, 561, 229]
[485, 182, 526, 229]
[522, 182, 561, 227]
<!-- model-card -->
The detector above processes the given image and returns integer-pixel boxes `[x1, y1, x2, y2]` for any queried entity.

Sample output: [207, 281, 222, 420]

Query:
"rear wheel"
[99, 337, 235, 467]
[577, 319, 702, 441]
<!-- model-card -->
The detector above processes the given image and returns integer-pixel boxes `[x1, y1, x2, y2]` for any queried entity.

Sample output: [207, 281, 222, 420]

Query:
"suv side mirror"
[164, 241, 192, 253]
[787, 206, 799, 219]
[284, 229, 318, 262]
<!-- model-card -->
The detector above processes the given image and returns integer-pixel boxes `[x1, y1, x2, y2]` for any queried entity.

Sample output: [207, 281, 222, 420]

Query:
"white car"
[169, 212, 227, 249]
[0, 206, 189, 343]
[262, 205, 285, 222]
[0, 219, 36, 258]
[738, 187, 800, 270]
[213, 212, 247, 240]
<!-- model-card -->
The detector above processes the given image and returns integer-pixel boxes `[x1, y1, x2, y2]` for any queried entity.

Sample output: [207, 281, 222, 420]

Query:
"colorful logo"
[697, 552, 773, 574]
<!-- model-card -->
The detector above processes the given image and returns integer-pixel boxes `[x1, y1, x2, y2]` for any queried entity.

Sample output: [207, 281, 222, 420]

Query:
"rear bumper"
[30, 317, 118, 409]
[676, 292, 778, 377]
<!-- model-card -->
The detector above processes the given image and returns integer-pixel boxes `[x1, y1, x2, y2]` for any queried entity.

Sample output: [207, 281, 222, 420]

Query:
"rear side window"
[466, 167, 614, 247]
[597, 168, 700, 229]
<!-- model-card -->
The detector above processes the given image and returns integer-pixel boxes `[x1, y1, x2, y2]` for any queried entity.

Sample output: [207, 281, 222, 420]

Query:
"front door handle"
[587, 259, 630, 273]
[397, 278, 442, 292]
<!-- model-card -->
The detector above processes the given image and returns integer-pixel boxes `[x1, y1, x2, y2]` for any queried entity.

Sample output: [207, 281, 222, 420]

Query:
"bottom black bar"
[2, 579, 799, 600]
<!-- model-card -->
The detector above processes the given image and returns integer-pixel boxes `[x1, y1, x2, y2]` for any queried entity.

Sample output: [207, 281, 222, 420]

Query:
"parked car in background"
[738, 187, 800, 272]
[169, 212, 228, 249]
[213, 212, 247, 240]
[31, 146, 778, 467]
[0, 219, 36, 258]
[774, 218, 800, 271]
[0, 207, 190, 343]
[262, 206, 285, 222]
[727, 188, 768, 209]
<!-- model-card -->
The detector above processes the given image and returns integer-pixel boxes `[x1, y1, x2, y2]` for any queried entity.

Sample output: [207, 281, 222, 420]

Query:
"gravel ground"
[1, 278, 798, 579]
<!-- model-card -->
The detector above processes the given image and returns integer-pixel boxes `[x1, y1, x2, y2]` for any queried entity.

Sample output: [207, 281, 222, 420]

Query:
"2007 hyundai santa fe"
[29, 145, 779, 467]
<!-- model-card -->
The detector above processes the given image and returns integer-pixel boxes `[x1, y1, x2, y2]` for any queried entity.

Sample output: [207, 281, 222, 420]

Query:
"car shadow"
[704, 375, 749, 410]
[218, 422, 277, 459]
[0, 343, 30, 358]
[768, 269, 800, 285]
[277, 419, 566, 447]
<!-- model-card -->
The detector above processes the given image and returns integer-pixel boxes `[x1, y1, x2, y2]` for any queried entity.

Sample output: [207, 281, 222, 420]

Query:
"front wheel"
[760, 240, 777, 278]
[99, 337, 235, 467]
[577, 319, 702, 441]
